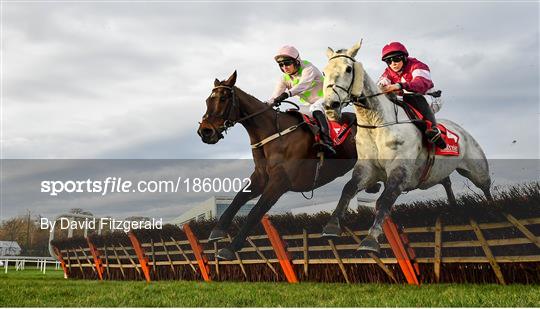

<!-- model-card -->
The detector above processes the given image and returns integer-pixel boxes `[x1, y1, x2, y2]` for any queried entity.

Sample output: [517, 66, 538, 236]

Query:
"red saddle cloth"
[434, 124, 460, 156]
[405, 104, 460, 156]
[302, 114, 353, 147]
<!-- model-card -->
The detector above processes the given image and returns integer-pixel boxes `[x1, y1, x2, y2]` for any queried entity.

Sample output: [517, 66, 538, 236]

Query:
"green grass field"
[1, 269, 540, 307]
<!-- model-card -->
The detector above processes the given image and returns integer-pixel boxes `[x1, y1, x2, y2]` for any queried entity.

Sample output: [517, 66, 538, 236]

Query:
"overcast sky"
[1, 1, 539, 221]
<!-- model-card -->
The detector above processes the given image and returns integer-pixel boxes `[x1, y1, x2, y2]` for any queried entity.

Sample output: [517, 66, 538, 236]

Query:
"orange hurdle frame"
[383, 218, 420, 285]
[183, 224, 211, 282]
[86, 237, 104, 280]
[127, 232, 152, 282]
[261, 215, 298, 283]
[398, 226, 420, 276]
[53, 246, 69, 279]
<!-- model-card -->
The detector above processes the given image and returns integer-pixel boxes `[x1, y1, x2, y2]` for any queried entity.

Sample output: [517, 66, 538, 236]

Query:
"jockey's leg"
[405, 94, 447, 149]
[310, 100, 336, 156]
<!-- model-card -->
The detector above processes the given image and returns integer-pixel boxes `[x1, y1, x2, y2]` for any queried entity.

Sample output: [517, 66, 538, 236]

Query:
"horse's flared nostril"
[200, 128, 214, 138]
[331, 101, 340, 109]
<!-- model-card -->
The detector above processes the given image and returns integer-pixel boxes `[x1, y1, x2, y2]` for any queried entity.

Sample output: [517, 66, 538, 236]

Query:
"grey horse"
[321, 42, 492, 253]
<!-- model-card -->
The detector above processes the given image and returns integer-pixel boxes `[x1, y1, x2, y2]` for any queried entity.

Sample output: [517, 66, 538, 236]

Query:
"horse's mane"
[233, 86, 266, 106]
[362, 72, 379, 96]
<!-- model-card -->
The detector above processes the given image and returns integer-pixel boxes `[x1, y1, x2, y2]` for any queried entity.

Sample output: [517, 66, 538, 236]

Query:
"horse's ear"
[348, 40, 363, 58]
[214, 78, 220, 86]
[326, 47, 335, 59]
[224, 70, 237, 86]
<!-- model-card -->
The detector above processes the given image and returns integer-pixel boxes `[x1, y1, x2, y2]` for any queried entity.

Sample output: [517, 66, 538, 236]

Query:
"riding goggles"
[278, 60, 295, 67]
[383, 56, 404, 65]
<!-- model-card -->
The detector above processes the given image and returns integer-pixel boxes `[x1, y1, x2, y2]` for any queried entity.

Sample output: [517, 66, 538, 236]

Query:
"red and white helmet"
[381, 42, 409, 60]
[274, 45, 301, 62]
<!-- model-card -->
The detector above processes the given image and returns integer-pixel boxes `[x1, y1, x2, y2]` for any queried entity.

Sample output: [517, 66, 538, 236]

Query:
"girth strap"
[251, 122, 305, 149]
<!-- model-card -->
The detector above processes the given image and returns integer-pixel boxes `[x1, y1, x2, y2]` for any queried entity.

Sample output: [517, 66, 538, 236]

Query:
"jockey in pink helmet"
[268, 45, 335, 155]
[377, 42, 446, 149]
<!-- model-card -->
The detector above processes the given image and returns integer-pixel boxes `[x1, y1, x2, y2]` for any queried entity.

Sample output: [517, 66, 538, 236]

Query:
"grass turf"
[1, 269, 539, 307]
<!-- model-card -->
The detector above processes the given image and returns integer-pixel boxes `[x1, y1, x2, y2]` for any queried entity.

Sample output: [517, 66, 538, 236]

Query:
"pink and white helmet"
[274, 45, 301, 62]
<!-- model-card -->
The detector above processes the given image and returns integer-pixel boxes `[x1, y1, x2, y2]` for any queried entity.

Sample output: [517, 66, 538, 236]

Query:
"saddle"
[286, 110, 355, 147]
[392, 96, 460, 156]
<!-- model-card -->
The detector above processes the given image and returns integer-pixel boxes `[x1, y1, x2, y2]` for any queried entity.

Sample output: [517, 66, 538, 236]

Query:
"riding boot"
[312, 110, 336, 156]
[405, 94, 447, 149]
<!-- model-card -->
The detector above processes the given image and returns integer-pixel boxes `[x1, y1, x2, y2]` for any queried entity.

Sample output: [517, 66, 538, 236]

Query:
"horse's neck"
[357, 72, 404, 125]
[235, 88, 277, 142]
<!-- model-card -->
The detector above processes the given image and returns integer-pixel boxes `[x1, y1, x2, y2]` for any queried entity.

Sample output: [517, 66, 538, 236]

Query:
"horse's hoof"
[358, 236, 380, 254]
[322, 222, 342, 238]
[208, 229, 226, 242]
[216, 247, 235, 261]
[365, 183, 381, 194]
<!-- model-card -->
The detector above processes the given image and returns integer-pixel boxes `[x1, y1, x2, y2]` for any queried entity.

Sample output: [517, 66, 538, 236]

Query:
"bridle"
[202, 84, 277, 135]
[203, 85, 240, 129]
[325, 54, 359, 106]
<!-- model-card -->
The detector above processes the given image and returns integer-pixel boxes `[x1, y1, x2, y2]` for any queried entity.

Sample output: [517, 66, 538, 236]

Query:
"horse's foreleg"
[217, 173, 289, 260]
[323, 168, 374, 237]
[360, 166, 408, 253]
[209, 172, 265, 242]
[441, 176, 457, 206]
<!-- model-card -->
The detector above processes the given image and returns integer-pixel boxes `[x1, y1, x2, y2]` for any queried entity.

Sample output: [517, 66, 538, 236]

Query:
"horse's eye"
[219, 96, 226, 102]
[345, 66, 352, 73]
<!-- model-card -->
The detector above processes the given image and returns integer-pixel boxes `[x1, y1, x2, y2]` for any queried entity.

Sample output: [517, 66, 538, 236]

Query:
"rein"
[211, 85, 277, 130]
[210, 85, 306, 147]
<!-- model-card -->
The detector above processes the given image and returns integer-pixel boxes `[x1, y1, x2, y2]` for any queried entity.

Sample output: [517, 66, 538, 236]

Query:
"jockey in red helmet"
[378, 42, 446, 149]
[268, 45, 335, 155]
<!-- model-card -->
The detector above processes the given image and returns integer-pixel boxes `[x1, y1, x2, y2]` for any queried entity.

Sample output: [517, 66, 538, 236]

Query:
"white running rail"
[1, 256, 60, 274]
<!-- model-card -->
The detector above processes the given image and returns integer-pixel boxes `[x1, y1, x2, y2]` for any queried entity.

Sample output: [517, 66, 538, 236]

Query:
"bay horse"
[321, 42, 492, 253]
[197, 71, 358, 260]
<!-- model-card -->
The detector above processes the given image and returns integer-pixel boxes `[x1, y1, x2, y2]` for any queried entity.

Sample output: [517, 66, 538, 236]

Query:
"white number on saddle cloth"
[328, 121, 353, 146]
[435, 127, 460, 156]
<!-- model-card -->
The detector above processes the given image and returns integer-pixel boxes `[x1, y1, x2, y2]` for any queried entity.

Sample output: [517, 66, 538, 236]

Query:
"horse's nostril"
[201, 128, 214, 138]
[331, 101, 340, 109]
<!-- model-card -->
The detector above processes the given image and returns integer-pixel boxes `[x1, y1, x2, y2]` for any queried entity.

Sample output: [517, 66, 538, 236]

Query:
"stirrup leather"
[427, 127, 442, 143]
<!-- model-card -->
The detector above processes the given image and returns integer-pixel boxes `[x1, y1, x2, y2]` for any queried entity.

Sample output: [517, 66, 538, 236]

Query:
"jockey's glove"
[274, 92, 289, 104]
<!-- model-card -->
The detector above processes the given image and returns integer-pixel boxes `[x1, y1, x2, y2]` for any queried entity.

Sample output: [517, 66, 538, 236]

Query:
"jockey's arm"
[268, 77, 288, 103]
[377, 71, 392, 88]
[400, 65, 434, 95]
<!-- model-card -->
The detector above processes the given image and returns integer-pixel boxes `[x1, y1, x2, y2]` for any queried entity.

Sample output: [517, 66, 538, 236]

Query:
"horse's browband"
[213, 85, 233, 91]
[328, 54, 356, 62]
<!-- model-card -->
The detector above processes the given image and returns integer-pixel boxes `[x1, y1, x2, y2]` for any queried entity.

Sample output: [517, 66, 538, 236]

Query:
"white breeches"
[297, 98, 325, 115]
[309, 98, 325, 113]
